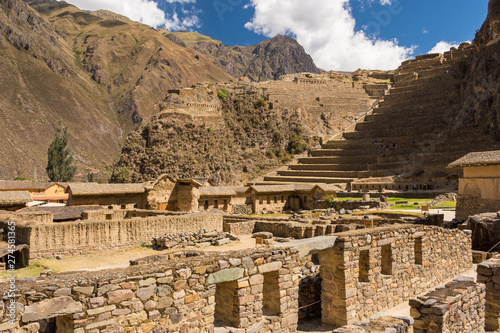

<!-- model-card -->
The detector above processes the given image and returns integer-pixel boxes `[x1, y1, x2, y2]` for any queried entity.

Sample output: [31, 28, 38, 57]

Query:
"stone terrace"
[261, 47, 500, 186]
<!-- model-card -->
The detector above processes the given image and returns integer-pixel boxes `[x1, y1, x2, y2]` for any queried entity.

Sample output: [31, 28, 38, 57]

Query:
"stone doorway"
[37, 315, 73, 333]
[214, 280, 240, 328]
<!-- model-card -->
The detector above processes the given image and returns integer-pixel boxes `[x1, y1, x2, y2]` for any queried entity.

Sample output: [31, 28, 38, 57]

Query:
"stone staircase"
[257, 49, 500, 186]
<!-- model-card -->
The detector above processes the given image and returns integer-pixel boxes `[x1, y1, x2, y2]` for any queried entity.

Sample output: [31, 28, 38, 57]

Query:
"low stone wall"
[4, 213, 222, 261]
[332, 200, 385, 211]
[0, 248, 311, 333]
[223, 220, 257, 235]
[82, 209, 180, 221]
[410, 277, 486, 332]
[333, 316, 413, 333]
[477, 257, 500, 331]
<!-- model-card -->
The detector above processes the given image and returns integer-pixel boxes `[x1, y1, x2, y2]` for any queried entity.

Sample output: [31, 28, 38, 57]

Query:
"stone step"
[288, 163, 369, 171]
[277, 170, 360, 178]
[310, 149, 383, 157]
[355, 117, 445, 131]
[364, 112, 438, 122]
[343, 124, 442, 139]
[386, 87, 458, 101]
[323, 134, 439, 148]
[373, 99, 456, 114]
[297, 155, 379, 165]
[263, 176, 355, 184]
[381, 93, 457, 107]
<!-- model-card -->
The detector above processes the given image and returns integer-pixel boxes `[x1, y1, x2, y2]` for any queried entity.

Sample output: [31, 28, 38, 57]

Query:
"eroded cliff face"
[459, 0, 500, 138]
[163, 32, 321, 81]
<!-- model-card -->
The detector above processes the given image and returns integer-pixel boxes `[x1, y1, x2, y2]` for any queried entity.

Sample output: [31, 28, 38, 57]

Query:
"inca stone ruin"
[2, 0, 500, 332]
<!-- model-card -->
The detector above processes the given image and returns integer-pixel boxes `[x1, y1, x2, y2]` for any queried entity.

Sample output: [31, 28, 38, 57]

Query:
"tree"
[46, 122, 77, 182]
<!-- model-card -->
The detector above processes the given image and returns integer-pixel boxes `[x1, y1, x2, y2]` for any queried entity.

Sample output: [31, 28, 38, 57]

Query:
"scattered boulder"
[252, 232, 273, 239]
[152, 230, 235, 250]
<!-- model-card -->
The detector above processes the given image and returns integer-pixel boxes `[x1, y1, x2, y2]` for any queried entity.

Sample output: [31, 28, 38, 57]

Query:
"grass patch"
[432, 201, 456, 209]
[0, 260, 55, 280]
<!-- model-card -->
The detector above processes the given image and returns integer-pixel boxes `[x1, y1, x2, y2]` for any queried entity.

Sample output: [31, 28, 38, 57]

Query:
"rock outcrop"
[163, 31, 321, 81]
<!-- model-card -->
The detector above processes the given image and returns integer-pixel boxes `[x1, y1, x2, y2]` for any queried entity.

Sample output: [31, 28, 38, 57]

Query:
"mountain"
[162, 31, 321, 81]
[458, 0, 500, 138]
[0, 0, 232, 180]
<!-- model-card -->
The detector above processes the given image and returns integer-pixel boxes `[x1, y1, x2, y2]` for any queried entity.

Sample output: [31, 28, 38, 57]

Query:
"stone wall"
[409, 277, 486, 332]
[332, 200, 385, 211]
[477, 257, 500, 331]
[319, 225, 472, 327]
[456, 194, 500, 221]
[1, 213, 222, 262]
[0, 248, 310, 333]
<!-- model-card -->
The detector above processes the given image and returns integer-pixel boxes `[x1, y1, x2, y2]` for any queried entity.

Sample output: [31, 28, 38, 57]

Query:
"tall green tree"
[46, 122, 77, 182]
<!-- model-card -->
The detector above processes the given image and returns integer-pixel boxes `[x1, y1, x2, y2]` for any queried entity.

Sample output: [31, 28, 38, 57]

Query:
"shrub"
[217, 89, 229, 102]
[288, 134, 307, 154]
[254, 97, 267, 108]
[112, 166, 133, 183]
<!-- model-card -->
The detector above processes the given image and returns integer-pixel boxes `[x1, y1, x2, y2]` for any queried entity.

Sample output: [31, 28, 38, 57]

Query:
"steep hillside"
[25, 0, 233, 130]
[0, 0, 232, 179]
[162, 31, 321, 81]
[459, 0, 500, 138]
[0, 0, 122, 179]
[111, 73, 380, 184]
[111, 83, 311, 185]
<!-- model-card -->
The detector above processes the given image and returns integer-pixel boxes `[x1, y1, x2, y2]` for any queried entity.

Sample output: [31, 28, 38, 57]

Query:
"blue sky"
[61, 0, 489, 70]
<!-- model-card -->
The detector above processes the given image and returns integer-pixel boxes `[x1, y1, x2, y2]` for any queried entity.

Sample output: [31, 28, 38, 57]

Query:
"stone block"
[22, 297, 82, 323]
[107, 290, 134, 304]
[74, 286, 94, 296]
[206, 268, 245, 284]
[258, 262, 282, 274]
[87, 305, 116, 316]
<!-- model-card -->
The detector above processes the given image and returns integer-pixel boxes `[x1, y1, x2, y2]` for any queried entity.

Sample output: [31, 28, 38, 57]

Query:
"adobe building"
[66, 175, 203, 212]
[0, 191, 32, 211]
[0, 181, 68, 203]
[449, 150, 500, 220]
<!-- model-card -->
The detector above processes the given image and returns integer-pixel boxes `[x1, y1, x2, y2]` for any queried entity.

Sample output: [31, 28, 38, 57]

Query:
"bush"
[217, 89, 229, 102]
[282, 153, 293, 163]
[272, 130, 284, 143]
[288, 134, 307, 154]
[14, 176, 34, 181]
[254, 97, 267, 108]
[112, 166, 133, 183]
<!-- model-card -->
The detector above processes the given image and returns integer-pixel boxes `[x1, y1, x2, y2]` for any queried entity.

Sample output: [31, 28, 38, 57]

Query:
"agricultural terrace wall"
[1, 213, 222, 262]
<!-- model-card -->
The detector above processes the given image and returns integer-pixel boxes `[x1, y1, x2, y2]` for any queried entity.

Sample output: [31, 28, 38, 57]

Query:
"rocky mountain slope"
[459, 0, 500, 138]
[162, 31, 321, 81]
[111, 83, 311, 185]
[0, 0, 232, 179]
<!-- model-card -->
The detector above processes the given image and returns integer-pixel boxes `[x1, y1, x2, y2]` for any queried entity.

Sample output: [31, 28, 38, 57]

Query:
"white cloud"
[245, 0, 414, 71]
[428, 41, 461, 54]
[58, 0, 200, 30]
[379, 0, 392, 5]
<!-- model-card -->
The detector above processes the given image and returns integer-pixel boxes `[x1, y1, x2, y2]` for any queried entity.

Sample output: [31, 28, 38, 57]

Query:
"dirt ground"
[1, 235, 258, 281]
